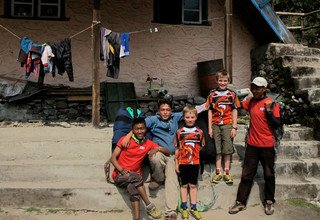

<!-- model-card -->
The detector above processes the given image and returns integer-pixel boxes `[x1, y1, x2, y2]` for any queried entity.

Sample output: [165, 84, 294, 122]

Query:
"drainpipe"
[225, 0, 233, 82]
[92, 0, 101, 128]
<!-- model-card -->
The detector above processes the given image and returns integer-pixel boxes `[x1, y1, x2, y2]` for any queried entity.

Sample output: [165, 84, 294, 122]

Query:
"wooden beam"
[225, 0, 233, 81]
[92, 0, 101, 128]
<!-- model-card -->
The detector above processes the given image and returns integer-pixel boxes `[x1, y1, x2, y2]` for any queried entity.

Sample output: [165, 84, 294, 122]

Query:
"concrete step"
[294, 76, 320, 89]
[278, 55, 320, 68]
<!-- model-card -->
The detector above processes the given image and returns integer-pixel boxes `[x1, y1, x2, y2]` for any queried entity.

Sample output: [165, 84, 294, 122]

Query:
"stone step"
[268, 43, 320, 57]
[282, 125, 314, 141]
[301, 88, 320, 102]
[0, 141, 109, 161]
[284, 66, 320, 78]
[0, 160, 106, 182]
[0, 180, 165, 211]
[278, 55, 320, 68]
[234, 140, 319, 160]
[229, 158, 320, 180]
[294, 76, 320, 89]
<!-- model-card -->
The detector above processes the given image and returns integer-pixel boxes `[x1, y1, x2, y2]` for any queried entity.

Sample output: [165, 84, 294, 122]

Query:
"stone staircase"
[267, 43, 320, 106]
[233, 124, 320, 203]
[0, 124, 319, 212]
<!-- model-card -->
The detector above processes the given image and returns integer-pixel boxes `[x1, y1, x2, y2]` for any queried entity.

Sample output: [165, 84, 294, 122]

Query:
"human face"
[183, 112, 197, 127]
[218, 76, 229, 90]
[132, 123, 147, 140]
[250, 84, 266, 99]
[158, 104, 172, 121]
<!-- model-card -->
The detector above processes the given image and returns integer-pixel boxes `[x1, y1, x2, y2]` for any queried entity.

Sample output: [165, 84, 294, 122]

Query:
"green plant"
[25, 207, 42, 213]
[286, 198, 320, 214]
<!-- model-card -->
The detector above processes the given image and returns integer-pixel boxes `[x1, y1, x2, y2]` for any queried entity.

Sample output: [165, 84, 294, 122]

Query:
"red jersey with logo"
[174, 127, 205, 165]
[242, 97, 280, 147]
[205, 88, 241, 125]
[112, 137, 160, 179]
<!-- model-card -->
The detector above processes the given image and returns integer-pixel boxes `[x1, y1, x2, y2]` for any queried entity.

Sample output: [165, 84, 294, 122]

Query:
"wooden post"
[225, 0, 233, 81]
[92, 0, 101, 127]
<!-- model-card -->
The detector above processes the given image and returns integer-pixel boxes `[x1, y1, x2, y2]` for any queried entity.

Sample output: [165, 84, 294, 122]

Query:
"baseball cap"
[251, 77, 268, 87]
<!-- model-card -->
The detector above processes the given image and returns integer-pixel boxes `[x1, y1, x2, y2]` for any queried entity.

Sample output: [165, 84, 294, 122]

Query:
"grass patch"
[25, 207, 42, 213]
[286, 198, 320, 214]
[100, 209, 124, 213]
[47, 209, 60, 214]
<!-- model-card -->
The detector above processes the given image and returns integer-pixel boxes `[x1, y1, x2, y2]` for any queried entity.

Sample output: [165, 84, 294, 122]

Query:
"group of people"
[109, 70, 281, 220]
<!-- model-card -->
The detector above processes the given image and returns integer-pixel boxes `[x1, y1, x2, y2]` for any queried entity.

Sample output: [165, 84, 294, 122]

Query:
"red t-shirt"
[205, 88, 241, 125]
[174, 126, 205, 165]
[112, 137, 160, 180]
[242, 97, 280, 147]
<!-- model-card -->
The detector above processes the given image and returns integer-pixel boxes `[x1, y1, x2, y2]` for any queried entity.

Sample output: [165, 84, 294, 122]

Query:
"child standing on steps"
[111, 117, 170, 220]
[175, 106, 205, 220]
[206, 70, 240, 185]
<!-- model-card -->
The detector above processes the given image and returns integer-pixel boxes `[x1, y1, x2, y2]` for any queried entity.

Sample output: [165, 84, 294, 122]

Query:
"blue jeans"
[236, 145, 275, 205]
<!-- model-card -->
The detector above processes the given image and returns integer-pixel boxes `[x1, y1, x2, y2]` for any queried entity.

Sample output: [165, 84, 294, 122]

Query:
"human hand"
[120, 168, 130, 175]
[148, 148, 160, 157]
[265, 100, 273, 112]
[230, 128, 237, 138]
[175, 163, 180, 173]
[208, 127, 213, 138]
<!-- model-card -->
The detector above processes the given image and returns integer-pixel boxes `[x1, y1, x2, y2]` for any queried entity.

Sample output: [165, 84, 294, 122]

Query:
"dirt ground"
[0, 122, 319, 220]
[0, 200, 319, 220]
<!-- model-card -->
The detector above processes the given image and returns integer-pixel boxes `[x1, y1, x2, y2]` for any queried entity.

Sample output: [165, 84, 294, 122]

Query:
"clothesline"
[0, 16, 225, 41]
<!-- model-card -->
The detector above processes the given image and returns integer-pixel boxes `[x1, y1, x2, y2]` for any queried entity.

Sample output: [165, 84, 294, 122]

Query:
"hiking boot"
[164, 210, 177, 220]
[190, 209, 202, 220]
[146, 203, 162, 219]
[180, 208, 189, 220]
[228, 201, 246, 214]
[148, 180, 162, 191]
[264, 200, 274, 215]
[211, 173, 222, 184]
[223, 173, 233, 185]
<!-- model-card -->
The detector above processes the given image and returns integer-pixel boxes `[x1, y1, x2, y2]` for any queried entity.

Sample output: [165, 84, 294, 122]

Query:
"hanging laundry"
[49, 38, 74, 82]
[100, 27, 112, 62]
[41, 45, 55, 74]
[120, 32, 130, 58]
[17, 37, 33, 65]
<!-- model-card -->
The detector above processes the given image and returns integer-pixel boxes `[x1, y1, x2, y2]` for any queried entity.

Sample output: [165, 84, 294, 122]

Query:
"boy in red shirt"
[111, 118, 170, 220]
[175, 106, 205, 220]
[229, 77, 281, 216]
[206, 70, 240, 184]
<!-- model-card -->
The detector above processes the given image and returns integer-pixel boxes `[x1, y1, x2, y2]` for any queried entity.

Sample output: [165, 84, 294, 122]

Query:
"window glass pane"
[14, 4, 33, 16]
[184, 11, 200, 22]
[14, 0, 33, 3]
[40, 5, 58, 17]
[40, 0, 59, 4]
[184, 0, 199, 10]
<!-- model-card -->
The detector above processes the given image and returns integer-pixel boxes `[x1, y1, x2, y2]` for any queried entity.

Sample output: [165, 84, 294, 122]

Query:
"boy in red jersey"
[111, 118, 169, 220]
[175, 106, 205, 220]
[206, 70, 241, 185]
[229, 77, 281, 216]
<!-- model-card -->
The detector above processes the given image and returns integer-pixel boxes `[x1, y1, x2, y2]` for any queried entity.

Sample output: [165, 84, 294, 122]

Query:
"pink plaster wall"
[0, 0, 257, 97]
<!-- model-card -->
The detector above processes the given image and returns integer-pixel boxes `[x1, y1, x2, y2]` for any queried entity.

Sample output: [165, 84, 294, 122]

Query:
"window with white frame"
[153, 0, 207, 25]
[4, 0, 65, 20]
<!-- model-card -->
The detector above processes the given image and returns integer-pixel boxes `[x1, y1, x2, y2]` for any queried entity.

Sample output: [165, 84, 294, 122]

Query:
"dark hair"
[132, 117, 146, 129]
[158, 99, 172, 109]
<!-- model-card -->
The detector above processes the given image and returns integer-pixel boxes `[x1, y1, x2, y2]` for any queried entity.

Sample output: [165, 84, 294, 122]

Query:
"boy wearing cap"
[229, 76, 281, 216]
[206, 70, 241, 185]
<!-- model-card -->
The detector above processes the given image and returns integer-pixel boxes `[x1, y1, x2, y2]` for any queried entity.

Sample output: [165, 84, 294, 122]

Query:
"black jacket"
[49, 38, 74, 82]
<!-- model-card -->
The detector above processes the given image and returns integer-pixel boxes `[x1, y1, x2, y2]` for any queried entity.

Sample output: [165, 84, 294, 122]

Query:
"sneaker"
[223, 173, 233, 185]
[264, 200, 274, 215]
[211, 173, 222, 184]
[228, 201, 246, 214]
[180, 209, 189, 220]
[190, 209, 202, 220]
[146, 203, 162, 219]
[164, 210, 178, 220]
[148, 180, 162, 191]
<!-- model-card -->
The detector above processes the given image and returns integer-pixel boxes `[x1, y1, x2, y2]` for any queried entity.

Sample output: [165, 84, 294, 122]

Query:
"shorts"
[212, 124, 234, 155]
[179, 164, 199, 185]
